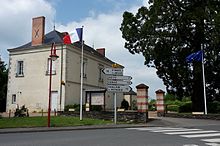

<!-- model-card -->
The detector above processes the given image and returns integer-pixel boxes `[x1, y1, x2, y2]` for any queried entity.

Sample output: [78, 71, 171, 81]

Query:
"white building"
[6, 16, 123, 112]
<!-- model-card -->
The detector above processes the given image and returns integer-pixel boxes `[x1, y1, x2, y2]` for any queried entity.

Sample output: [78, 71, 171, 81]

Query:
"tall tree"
[120, 0, 220, 112]
[0, 57, 7, 112]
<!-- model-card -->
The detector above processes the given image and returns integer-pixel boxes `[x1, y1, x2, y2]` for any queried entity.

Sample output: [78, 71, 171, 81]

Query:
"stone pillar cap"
[136, 84, 149, 89]
[155, 89, 165, 94]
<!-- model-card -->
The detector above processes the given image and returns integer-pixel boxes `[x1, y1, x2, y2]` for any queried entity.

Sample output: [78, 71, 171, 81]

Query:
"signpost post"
[102, 66, 132, 124]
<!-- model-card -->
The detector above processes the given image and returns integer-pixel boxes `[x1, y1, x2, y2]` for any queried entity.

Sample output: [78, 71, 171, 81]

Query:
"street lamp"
[48, 42, 59, 127]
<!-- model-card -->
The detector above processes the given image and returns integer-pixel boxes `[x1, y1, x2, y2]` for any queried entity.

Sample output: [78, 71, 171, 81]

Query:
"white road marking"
[153, 129, 200, 132]
[166, 130, 218, 135]
[205, 143, 220, 146]
[127, 127, 183, 131]
[201, 138, 220, 143]
[181, 133, 220, 138]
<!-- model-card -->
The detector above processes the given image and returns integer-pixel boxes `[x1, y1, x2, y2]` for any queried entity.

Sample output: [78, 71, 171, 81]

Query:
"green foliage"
[164, 93, 177, 101]
[166, 105, 179, 112]
[120, 99, 129, 110]
[0, 59, 8, 112]
[207, 101, 220, 113]
[91, 105, 102, 111]
[131, 100, 137, 110]
[120, 0, 220, 111]
[0, 116, 112, 128]
[14, 105, 29, 117]
[65, 104, 102, 112]
[64, 104, 80, 112]
[149, 99, 156, 111]
[178, 102, 192, 113]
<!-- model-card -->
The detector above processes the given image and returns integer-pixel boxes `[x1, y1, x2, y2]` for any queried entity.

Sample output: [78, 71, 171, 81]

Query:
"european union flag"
[186, 50, 203, 63]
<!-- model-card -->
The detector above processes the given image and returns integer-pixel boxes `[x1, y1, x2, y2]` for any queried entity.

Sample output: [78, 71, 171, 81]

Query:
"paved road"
[1, 126, 220, 146]
[0, 117, 219, 146]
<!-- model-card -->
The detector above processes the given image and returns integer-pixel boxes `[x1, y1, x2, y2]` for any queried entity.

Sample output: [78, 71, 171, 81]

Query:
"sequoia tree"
[120, 0, 220, 112]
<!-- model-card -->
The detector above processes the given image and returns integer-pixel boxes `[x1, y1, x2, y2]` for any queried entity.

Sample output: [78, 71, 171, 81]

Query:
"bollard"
[9, 110, 11, 118]
[41, 109, 43, 117]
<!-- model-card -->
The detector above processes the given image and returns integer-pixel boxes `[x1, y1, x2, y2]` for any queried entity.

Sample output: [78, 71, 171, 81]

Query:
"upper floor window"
[16, 61, 24, 77]
[98, 64, 104, 82]
[81, 58, 87, 78]
[46, 58, 56, 75]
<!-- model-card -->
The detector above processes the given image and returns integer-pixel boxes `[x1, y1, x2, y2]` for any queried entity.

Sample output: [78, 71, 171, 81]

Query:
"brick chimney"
[96, 48, 105, 56]
[32, 16, 45, 46]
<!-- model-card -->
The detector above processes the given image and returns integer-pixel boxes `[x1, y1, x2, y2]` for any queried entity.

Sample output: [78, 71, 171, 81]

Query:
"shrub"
[207, 101, 220, 113]
[64, 104, 80, 112]
[91, 105, 102, 111]
[166, 105, 179, 112]
[179, 101, 192, 113]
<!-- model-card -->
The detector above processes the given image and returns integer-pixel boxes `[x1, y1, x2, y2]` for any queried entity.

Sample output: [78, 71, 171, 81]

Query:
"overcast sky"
[0, 0, 165, 99]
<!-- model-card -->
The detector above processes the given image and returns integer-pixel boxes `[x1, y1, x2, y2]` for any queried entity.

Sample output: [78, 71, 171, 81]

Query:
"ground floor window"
[12, 94, 16, 104]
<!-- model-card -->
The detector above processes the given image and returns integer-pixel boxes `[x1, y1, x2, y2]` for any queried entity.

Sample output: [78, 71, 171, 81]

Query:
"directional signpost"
[102, 66, 132, 124]
[107, 85, 131, 92]
[107, 75, 132, 81]
[102, 68, 123, 76]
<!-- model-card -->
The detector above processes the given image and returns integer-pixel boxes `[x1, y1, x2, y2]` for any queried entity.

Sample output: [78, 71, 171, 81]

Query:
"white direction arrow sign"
[107, 85, 131, 92]
[102, 68, 123, 76]
[107, 75, 132, 81]
[107, 80, 132, 85]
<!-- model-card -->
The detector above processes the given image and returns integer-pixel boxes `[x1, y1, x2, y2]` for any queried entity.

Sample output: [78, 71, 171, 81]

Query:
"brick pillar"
[156, 89, 165, 116]
[136, 84, 149, 121]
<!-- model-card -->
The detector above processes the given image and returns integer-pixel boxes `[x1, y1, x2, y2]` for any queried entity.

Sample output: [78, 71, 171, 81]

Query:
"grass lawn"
[0, 116, 112, 128]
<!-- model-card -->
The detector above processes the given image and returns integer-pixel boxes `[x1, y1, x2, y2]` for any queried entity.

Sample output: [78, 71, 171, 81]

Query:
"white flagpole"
[201, 44, 207, 115]
[80, 26, 84, 120]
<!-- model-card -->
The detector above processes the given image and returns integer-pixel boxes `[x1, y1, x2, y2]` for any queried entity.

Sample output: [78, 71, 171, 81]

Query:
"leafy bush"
[179, 102, 192, 113]
[148, 99, 156, 111]
[164, 93, 176, 101]
[166, 105, 179, 112]
[14, 105, 29, 117]
[64, 104, 80, 112]
[165, 100, 182, 106]
[207, 101, 220, 113]
[91, 105, 102, 111]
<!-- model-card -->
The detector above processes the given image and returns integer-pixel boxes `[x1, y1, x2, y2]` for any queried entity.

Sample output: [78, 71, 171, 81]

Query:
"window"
[46, 58, 56, 75]
[98, 65, 104, 82]
[16, 61, 24, 76]
[81, 58, 87, 78]
[12, 94, 16, 104]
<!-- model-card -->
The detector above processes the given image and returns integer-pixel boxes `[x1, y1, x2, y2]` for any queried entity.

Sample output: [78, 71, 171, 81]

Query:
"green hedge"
[166, 105, 179, 112]
[64, 104, 81, 112]
[179, 102, 192, 113]
[65, 104, 103, 112]
[207, 101, 220, 113]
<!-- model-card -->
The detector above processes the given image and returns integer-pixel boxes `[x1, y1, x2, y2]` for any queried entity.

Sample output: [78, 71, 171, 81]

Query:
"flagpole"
[80, 26, 84, 120]
[201, 43, 207, 115]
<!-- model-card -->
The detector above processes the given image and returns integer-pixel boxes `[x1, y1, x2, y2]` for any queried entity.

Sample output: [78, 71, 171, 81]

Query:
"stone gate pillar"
[155, 89, 165, 116]
[136, 84, 149, 121]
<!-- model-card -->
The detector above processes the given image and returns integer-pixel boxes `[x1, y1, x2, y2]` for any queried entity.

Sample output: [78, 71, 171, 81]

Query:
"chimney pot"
[96, 48, 105, 56]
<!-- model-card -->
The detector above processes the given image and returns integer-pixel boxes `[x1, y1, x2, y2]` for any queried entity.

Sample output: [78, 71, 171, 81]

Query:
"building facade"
[6, 16, 123, 112]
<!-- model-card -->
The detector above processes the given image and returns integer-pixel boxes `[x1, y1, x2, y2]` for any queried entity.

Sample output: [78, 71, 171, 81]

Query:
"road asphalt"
[1, 116, 219, 134]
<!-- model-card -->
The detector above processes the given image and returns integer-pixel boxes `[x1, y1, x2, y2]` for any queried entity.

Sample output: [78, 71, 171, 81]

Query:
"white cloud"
[56, 1, 165, 98]
[0, 0, 55, 61]
[0, 0, 165, 98]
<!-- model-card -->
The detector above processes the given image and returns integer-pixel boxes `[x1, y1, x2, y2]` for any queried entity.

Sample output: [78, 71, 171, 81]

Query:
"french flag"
[68, 27, 83, 43]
